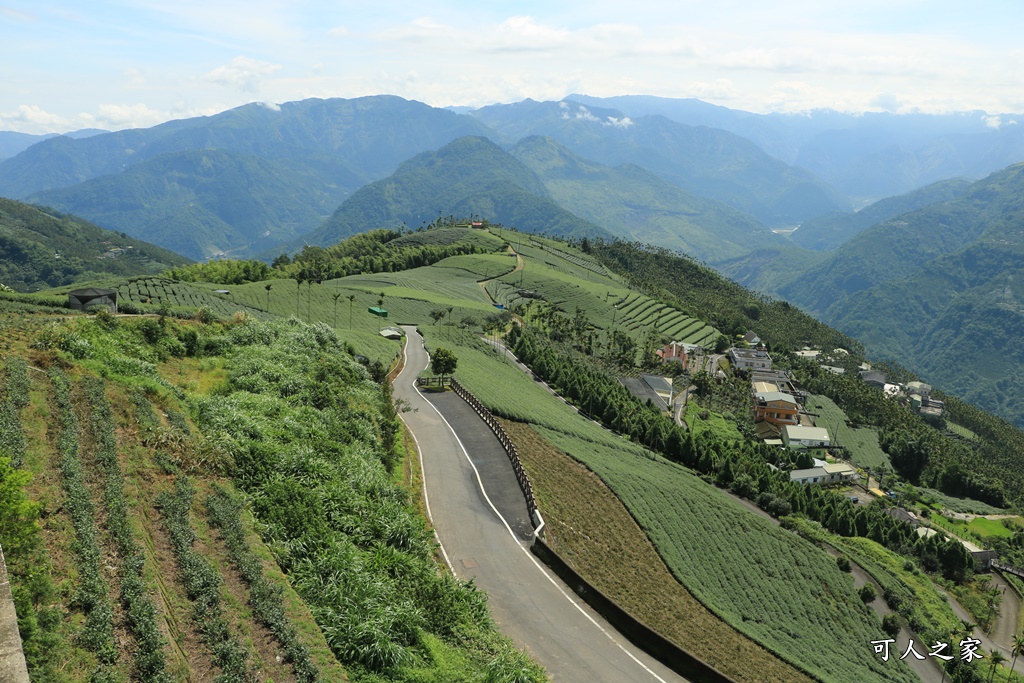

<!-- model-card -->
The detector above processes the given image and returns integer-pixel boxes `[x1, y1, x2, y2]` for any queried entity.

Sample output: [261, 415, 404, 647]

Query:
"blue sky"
[2, 0, 1023, 133]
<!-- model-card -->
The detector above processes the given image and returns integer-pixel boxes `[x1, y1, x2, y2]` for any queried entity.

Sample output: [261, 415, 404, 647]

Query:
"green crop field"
[805, 394, 891, 470]
[946, 422, 980, 441]
[427, 328, 916, 683]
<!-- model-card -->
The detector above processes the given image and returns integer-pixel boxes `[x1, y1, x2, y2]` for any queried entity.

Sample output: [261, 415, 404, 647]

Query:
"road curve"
[394, 326, 686, 683]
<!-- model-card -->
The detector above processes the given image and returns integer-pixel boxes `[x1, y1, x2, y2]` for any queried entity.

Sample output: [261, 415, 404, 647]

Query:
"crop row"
[205, 485, 321, 683]
[0, 362, 28, 469]
[49, 369, 117, 667]
[85, 379, 170, 681]
[529, 240, 611, 277]
[157, 476, 257, 683]
[114, 278, 267, 319]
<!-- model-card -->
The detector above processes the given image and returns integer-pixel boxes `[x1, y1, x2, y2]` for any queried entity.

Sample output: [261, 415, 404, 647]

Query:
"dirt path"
[991, 572, 1022, 651]
[477, 245, 523, 306]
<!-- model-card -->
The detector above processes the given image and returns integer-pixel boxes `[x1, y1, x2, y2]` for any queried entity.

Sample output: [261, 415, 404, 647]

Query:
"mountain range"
[0, 94, 851, 260]
[569, 94, 1024, 202]
[5, 93, 1024, 426]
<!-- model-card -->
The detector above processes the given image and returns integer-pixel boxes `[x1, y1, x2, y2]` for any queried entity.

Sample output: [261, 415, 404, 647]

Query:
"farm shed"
[68, 287, 117, 313]
[790, 462, 856, 485]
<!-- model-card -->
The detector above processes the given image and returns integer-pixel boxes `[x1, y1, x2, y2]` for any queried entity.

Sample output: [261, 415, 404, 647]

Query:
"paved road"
[394, 326, 686, 683]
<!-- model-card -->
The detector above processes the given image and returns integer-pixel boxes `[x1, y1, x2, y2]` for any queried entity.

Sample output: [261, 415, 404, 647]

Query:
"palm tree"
[264, 283, 272, 312]
[332, 291, 342, 328]
[295, 275, 305, 319]
[988, 650, 1006, 682]
[348, 294, 356, 328]
[1011, 633, 1024, 677]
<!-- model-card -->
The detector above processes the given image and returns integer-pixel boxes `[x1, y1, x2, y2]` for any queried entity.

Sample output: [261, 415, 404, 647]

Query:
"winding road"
[393, 326, 686, 683]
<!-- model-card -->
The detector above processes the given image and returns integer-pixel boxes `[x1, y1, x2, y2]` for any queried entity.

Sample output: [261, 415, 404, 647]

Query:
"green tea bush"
[157, 476, 255, 681]
[3, 357, 31, 409]
[49, 369, 116, 664]
[206, 485, 321, 683]
[84, 378, 169, 682]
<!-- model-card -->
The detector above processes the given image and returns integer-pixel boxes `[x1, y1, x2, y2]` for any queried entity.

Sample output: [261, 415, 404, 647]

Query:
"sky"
[2, 0, 1023, 134]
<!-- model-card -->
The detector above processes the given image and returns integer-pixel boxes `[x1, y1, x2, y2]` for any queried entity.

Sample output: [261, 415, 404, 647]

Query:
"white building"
[782, 425, 831, 449]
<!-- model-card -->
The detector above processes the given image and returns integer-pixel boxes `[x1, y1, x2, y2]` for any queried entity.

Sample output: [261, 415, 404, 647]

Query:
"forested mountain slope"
[29, 148, 354, 260]
[0, 197, 189, 291]
[303, 136, 611, 247]
[765, 162, 1024, 426]
[511, 136, 786, 262]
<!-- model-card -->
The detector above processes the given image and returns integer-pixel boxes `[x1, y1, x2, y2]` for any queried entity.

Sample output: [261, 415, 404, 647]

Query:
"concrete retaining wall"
[0, 545, 30, 682]
[532, 531, 740, 683]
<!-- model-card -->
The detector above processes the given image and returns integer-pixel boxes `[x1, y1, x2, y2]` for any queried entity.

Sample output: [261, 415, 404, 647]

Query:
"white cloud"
[94, 103, 171, 128]
[203, 56, 282, 94]
[124, 68, 146, 87]
[258, 101, 281, 111]
[327, 25, 349, 37]
[0, 105, 69, 134]
[606, 115, 633, 128]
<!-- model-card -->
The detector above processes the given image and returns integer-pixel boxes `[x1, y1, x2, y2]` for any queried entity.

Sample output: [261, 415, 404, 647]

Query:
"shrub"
[836, 556, 852, 573]
[859, 583, 877, 603]
[194, 306, 216, 324]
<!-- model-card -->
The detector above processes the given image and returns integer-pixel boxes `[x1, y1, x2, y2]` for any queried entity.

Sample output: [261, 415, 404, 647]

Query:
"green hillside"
[303, 136, 611, 247]
[0, 308, 544, 682]
[511, 135, 785, 262]
[0, 198, 190, 291]
[29, 148, 355, 260]
[13, 223, 1024, 682]
[791, 177, 973, 251]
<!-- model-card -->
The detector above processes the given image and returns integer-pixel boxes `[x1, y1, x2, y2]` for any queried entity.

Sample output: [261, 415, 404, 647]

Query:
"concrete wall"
[0, 545, 30, 682]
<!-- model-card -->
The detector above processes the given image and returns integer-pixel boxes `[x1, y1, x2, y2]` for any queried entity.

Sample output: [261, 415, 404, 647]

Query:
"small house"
[822, 462, 857, 483]
[790, 467, 827, 485]
[790, 462, 856, 485]
[68, 287, 117, 313]
[782, 425, 831, 449]
[860, 370, 887, 390]
[753, 390, 799, 426]
[906, 381, 932, 398]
